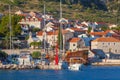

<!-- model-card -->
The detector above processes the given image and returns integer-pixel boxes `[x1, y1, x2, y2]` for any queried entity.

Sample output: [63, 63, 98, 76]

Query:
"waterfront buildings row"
[0, 10, 120, 66]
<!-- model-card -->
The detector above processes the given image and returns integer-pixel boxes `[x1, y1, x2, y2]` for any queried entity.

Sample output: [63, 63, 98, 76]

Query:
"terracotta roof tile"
[69, 38, 81, 42]
[90, 30, 110, 36]
[70, 27, 85, 32]
[37, 31, 43, 36]
[92, 37, 120, 42]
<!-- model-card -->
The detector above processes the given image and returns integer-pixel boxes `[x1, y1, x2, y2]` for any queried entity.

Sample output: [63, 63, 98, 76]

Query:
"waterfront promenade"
[92, 59, 120, 66]
[2, 49, 42, 55]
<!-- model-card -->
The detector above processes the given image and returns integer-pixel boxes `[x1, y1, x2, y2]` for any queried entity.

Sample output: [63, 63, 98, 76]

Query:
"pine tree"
[58, 26, 63, 50]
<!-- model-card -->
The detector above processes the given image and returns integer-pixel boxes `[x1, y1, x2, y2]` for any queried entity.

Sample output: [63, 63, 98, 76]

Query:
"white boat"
[68, 63, 82, 71]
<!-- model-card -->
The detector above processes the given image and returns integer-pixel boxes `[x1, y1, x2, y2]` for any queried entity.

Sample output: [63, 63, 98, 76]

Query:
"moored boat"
[68, 63, 82, 71]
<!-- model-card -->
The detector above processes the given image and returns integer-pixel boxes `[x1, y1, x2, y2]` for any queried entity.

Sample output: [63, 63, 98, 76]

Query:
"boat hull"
[68, 64, 82, 71]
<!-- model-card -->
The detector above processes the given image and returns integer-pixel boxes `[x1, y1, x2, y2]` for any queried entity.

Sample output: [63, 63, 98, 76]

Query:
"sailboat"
[54, 0, 69, 70]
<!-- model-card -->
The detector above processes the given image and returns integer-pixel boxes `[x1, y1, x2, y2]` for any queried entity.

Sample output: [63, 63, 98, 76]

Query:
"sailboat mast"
[9, 5, 12, 53]
[60, 0, 62, 19]
[43, 2, 46, 53]
[59, 0, 62, 53]
[60, 0, 65, 55]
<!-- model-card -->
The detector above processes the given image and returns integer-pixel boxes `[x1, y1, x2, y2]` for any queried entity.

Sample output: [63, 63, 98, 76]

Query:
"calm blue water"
[0, 66, 120, 80]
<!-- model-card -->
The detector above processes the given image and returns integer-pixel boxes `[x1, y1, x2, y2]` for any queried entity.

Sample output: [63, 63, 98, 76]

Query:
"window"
[108, 43, 110, 45]
[73, 44, 75, 46]
[103, 43, 104, 45]
[114, 43, 115, 45]
[115, 50, 117, 53]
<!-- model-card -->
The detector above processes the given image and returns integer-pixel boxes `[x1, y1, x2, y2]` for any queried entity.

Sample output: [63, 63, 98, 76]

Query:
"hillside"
[0, 0, 119, 24]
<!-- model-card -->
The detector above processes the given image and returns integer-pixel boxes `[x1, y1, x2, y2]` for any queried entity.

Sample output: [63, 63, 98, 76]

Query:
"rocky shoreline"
[0, 64, 61, 70]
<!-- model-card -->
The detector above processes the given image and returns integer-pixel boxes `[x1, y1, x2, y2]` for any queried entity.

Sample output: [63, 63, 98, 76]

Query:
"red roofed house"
[36, 30, 74, 48]
[66, 27, 86, 37]
[91, 37, 120, 54]
[36, 31, 45, 41]
[19, 16, 42, 29]
[89, 30, 110, 38]
[68, 38, 85, 52]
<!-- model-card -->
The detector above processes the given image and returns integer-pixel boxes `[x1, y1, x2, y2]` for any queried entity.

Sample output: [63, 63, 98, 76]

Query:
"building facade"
[91, 37, 120, 54]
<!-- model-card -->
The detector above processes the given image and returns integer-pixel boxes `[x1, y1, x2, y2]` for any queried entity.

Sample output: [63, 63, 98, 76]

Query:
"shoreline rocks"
[0, 64, 62, 70]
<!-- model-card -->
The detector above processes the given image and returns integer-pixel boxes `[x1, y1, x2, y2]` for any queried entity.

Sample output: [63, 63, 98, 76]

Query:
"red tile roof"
[90, 30, 110, 36]
[37, 31, 43, 36]
[70, 27, 86, 32]
[69, 38, 81, 42]
[92, 37, 120, 42]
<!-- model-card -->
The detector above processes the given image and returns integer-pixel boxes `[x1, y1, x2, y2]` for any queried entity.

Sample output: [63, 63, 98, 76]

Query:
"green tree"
[111, 26, 120, 32]
[30, 41, 41, 49]
[0, 15, 9, 37]
[101, 26, 109, 31]
[32, 28, 40, 32]
[0, 14, 23, 37]
[87, 27, 92, 33]
[31, 51, 41, 59]
[57, 26, 63, 50]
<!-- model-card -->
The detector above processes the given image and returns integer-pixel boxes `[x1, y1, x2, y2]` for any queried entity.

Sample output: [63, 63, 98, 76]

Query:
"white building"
[91, 37, 120, 54]
[36, 30, 74, 49]
[19, 16, 42, 29]
[68, 38, 85, 52]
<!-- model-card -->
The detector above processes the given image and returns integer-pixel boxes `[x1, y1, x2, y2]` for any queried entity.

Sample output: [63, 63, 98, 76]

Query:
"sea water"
[0, 66, 120, 80]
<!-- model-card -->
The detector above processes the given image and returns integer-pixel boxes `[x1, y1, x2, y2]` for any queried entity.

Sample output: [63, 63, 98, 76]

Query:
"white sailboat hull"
[68, 63, 82, 71]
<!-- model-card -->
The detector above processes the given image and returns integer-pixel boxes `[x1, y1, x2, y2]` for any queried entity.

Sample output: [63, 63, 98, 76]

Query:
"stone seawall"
[2, 49, 41, 54]
[92, 59, 120, 66]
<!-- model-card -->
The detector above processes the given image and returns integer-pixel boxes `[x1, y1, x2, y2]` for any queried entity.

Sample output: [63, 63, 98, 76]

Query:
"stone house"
[68, 38, 85, 52]
[91, 37, 120, 54]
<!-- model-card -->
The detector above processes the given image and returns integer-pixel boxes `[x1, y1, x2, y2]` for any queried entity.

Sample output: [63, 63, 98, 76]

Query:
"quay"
[92, 59, 120, 66]
[0, 61, 61, 70]
[0, 64, 61, 70]
[1, 49, 41, 55]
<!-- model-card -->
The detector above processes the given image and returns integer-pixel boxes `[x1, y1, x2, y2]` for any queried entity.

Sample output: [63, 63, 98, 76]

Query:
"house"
[91, 37, 120, 54]
[66, 27, 86, 37]
[74, 24, 87, 29]
[36, 31, 46, 41]
[47, 30, 74, 48]
[89, 30, 110, 38]
[94, 22, 107, 28]
[15, 10, 24, 15]
[27, 32, 40, 48]
[68, 38, 85, 52]
[36, 30, 74, 49]
[59, 18, 68, 24]
[112, 30, 120, 40]
[19, 16, 42, 35]
[18, 51, 32, 66]
[42, 14, 53, 20]
[108, 24, 117, 29]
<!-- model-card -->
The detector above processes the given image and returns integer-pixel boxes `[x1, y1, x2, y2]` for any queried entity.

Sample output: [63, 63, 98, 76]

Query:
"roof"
[90, 30, 110, 36]
[91, 49, 105, 58]
[20, 17, 42, 22]
[70, 27, 86, 32]
[112, 33, 120, 40]
[47, 30, 69, 35]
[82, 37, 95, 46]
[96, 22, 106, 25]
[37, 31, 43, 36]
[69, 38, 81, 42]
[92, 37, 120, 42]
